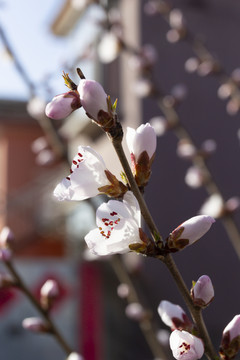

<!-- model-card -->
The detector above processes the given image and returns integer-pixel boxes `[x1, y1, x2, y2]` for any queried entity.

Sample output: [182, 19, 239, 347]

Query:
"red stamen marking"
[78, 153, 83, 157]
[72, 160, 77, 165]
[66, 176, 70, 180]
[70, 169, 73, 173]
[110, 211, 117, 216]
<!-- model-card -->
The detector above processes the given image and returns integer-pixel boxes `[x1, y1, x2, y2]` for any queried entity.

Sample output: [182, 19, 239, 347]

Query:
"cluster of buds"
[158, 275, 214, 359]
[166, 9, 187, 43]
[0, 226, 15, 261]
[46, 70, 119, 137]
[158, 301, 205, 360]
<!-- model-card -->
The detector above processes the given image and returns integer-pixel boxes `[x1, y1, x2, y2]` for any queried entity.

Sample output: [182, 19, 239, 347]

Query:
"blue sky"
[0, 0, 100, 100]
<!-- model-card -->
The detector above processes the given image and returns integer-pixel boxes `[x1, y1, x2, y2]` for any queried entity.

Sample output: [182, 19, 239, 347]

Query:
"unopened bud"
[40, 279, 59, 310]
[35, 149, 55, 166]
[40, 279, 59, 298]
[31, 137, 48, 154]
[201, 139, 217, 155]
[158, 300, 192, 331]
[149, 116, 167, 136]
[78, 79, 109, 121]
[226, 98, 240, 116]
[66, 352, 84, 360]
[117, 283, 130, 299]
[167, 215, 215, 251]
[191, 275, 214, 307]
[0, 273, 15, 288]
[46, 91, 81, 120]
[225, 197, 240, 214]
[185, 166, 205, 189]
[0, 226, 15, 248]
[199, 194, 224, 218]
[125, 303, 145, 321]
[0, 248, 12, 261]
[171, 84, 188, 102]
[98, 32, 121, 64]
[176, 140, 196, 159]
[27, 96, 47, 121]
[126, 123, 156, 187]
[185, 57, 199, 73]
[217, 83, 233, 100]
[133, 78, 153, 97]
[220, 315, 240, 360]
[22, 317, 49, 333]
[231, 68, 240, 84]
[169, 9, 184, 30]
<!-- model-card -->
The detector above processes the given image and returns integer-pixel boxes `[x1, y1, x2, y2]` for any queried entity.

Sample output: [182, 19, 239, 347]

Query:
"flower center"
[66, 152, 84, 180]
[98, 211, 121, 239]
[179, 342, 191, 355]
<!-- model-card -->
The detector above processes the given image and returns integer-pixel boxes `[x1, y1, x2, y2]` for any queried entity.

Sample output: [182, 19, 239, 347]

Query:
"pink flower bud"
[125, 302, 145, 321]
[220, 315, 240, 359]
[149, 116, 167, 137]
[223, 315, 240, 343]
[22, 317, 49, 333]
[126, 123, 157, 161]
[0, 226, 15, 247]
[0, 248, 12, 261]
[77, 79, 109, 121]
[191, 275, 214, 307]
[170, 330, 204, 360]
[0, 273, 15, 288]
[40, 279, 59, 299]
[199, 194, 224, 218]
[167, 215, 215, 251]
[67, 352, 84, 360]
[158, 300, 192, 331]
[117, 283, 130, 299]
[45, 91, 81, 120]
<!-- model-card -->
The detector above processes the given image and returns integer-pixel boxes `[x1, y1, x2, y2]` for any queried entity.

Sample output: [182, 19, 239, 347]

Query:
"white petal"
[53, 178, 72, 201]
[123, 192, 141, 226]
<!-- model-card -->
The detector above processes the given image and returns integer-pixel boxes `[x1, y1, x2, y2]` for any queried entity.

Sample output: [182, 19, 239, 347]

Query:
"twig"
[4, 260, 73, 355]
[110, 255, 169, 360]
[111, 129, 218, 360]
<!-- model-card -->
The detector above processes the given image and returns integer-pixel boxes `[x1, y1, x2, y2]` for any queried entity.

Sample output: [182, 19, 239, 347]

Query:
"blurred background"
[1, 0, 240, 359]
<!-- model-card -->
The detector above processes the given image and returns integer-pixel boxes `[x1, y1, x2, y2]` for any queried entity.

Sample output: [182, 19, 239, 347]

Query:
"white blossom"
[85, 192, 141, 255]
[54, 146, 110, 201]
